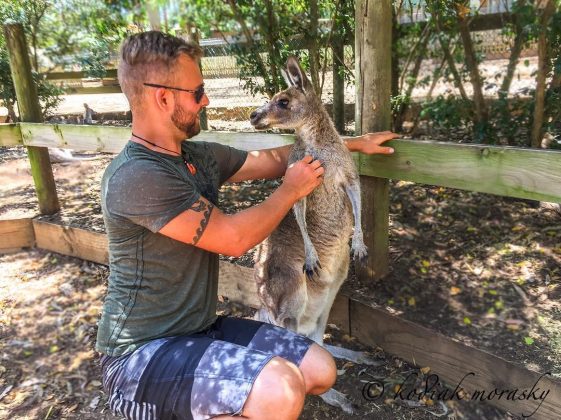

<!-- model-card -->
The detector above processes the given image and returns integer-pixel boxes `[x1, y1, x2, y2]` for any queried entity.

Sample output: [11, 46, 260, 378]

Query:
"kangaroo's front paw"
[303, 251, 322, 280]
[351, 235, 368, 263]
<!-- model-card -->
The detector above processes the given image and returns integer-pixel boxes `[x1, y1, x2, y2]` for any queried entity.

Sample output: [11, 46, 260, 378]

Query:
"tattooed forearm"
[191, 199, 214, 245]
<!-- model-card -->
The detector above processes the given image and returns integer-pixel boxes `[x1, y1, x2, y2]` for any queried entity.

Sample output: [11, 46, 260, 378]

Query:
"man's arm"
[227, 144, 293, 182]
[227, 131, 399, 183]
[160, 156, 324, 257]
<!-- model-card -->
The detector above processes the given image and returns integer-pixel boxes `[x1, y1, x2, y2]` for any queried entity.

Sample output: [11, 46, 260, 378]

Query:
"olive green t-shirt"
[96, 140, 247, 357]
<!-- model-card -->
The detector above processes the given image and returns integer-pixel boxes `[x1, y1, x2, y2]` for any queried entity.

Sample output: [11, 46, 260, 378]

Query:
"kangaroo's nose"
[250, 110, 258, 120]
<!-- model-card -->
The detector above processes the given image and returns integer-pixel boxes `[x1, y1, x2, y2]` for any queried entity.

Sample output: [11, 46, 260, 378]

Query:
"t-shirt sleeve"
[105, 159, 200, 233]
[207, 142, 248, 185]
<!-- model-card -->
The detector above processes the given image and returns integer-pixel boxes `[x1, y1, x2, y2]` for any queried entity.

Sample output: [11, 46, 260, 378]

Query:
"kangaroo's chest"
[287, 144, 355, 233]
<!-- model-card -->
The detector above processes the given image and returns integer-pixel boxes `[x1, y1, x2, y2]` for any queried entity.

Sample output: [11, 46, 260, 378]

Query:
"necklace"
[132, 132, 197, 175]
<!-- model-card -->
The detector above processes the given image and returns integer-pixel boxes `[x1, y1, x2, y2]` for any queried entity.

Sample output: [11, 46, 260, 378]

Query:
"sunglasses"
[143, 82, 206, 103]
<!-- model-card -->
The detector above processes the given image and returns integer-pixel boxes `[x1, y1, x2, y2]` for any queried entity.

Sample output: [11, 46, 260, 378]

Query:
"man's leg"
[298, 343, 337, 395]
[211, 317, 337, 396]
[214, 356, 306, 420]
[102, 333, 308, 420]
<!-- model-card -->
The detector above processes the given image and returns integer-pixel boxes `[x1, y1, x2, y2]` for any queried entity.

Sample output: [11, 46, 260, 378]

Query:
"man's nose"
[201, 93, 210, 107]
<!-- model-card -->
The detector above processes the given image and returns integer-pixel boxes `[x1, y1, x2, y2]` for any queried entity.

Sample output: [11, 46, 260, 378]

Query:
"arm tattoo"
[191, 198, 214, 245]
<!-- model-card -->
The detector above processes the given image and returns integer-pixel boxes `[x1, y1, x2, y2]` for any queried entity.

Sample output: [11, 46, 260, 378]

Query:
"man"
[96, 31, 397, 420]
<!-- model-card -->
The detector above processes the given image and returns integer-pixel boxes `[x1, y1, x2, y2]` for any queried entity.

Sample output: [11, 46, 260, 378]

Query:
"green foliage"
[394, 0, 561, 146]
[420, 95, 473, 132]
[35, 73, 65, 118]
[180, 0, 355, 98]
[41, 1, 129, 75]
[0, 44, 16, 116]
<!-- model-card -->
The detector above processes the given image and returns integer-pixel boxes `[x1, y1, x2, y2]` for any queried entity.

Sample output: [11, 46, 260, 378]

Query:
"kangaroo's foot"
[351, 233, 368, 263]
[324, 344, 385, 366]
[303, 248, 322, 280]
[320, 388, 355, 414]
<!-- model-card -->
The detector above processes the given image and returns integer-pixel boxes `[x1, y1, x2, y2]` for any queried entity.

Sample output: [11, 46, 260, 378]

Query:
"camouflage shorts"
[100, 316, 314, 420]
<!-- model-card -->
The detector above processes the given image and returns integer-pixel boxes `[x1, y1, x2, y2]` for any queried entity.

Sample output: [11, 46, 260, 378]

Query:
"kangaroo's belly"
[271, 182, 353, 254]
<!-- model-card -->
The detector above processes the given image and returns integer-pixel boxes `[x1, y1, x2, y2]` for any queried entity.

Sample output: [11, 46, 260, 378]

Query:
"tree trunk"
[438, 34, 469, 101]
[31, 30, 39, 72]
[332, 35, 345, 133]
[355, 0, 392, 281]
[226, 0, 274, 96]
[395, 30, 431, 132]
[458, 15, 488, 140]
[308, 0, 321, 95]
[146, 1, 161, 31]
[551, 71, 561, 90]
[263, 0, 280, 92]
[398, 25, 430, 92]
[531, 1, 556, 148]
[391, 8, 400, 100]
[500, 9, 525, 96]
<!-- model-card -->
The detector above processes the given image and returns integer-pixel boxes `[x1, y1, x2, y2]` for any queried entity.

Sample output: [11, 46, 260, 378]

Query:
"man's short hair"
[118, 31, 203, 110]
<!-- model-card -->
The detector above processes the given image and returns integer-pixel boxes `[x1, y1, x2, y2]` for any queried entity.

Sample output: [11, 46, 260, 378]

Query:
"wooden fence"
[3, 122, 560, 203]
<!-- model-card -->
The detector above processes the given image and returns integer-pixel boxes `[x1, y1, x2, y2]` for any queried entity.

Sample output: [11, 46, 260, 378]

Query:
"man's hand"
[281, 155, 324, 200]
[344, 131, 399, 155]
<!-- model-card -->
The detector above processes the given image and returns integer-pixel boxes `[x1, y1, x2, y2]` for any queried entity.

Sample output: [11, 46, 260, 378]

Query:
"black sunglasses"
[143, 82, 205, 103]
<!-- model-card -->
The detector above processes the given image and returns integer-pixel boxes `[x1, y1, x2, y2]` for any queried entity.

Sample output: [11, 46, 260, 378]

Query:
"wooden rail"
[2, 123, 561, 203]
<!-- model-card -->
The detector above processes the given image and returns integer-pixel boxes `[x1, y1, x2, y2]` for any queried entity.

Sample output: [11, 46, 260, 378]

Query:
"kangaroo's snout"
[250, 106, 271, 130]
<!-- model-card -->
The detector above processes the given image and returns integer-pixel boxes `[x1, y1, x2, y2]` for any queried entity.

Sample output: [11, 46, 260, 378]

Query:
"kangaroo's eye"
[277, 98, 289, 109]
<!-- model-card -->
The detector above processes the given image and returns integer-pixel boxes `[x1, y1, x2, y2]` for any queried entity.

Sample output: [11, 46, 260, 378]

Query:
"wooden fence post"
[3, 23, 60, 215]
[355, 0, 392, 280]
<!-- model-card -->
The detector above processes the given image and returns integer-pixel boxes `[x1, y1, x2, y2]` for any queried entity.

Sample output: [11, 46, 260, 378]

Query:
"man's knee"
[299, 343, 337, 395]
[242, 357, 305, 420]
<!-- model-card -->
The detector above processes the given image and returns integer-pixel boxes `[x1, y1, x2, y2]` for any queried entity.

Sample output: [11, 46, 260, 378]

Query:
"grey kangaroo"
[250, 57, 381, 413]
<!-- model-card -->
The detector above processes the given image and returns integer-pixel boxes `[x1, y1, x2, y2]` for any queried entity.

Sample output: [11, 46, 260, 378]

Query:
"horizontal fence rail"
[1, 122, 561, 203]
[360, 140, 561, 204]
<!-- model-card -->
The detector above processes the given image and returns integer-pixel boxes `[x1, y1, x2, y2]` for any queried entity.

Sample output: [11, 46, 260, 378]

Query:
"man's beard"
[171, 103, 200, 138]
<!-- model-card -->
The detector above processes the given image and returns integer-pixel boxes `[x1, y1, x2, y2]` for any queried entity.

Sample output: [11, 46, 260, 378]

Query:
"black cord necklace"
[132, 132, 197, 175]
[132, 132, 182, 156]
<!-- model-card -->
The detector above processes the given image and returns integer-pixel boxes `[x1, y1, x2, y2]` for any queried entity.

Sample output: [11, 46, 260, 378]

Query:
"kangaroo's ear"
[281, 68, 295, 88]
[286, 56, 312, 93]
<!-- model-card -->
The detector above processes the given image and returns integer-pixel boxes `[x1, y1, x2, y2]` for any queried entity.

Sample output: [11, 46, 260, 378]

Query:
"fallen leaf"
[450, 287, 461, 296]
[342, 362, 354, 370]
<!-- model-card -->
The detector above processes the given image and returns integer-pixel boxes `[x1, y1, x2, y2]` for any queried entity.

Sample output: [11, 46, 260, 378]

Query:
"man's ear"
[154, 87, 173, 112]
[286, 56, 312, 93]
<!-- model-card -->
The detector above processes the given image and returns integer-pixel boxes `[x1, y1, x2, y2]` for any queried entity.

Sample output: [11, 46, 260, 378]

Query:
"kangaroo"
[250, 57, 381, 413]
